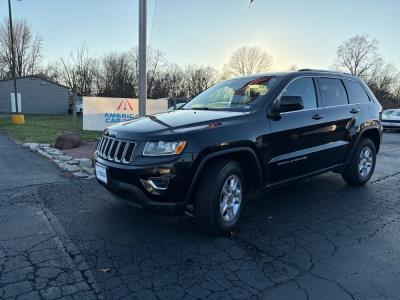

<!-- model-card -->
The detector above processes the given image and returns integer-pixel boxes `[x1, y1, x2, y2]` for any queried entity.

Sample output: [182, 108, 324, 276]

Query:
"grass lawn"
[0, 114, 102, 144]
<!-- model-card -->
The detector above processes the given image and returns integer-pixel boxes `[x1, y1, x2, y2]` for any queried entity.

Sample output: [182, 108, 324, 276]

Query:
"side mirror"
[270, 95, 304, 117]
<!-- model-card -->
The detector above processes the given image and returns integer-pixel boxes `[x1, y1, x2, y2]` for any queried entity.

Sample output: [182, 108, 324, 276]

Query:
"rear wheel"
[194, 159, 245, 235]
[342, 138, 376, 185]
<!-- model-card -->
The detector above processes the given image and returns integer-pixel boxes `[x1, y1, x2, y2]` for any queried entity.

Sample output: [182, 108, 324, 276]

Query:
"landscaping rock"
[57, 163, 70, 172]
[77, 158, 92, 168]
[47, 149, 64, 156]
[67, 160, 79, 165]
[23, 143, 36, 148]
[42, 146, 52, 152]
[39, 143, 51, 148]
[53, 132, 81, 150]
[42, 152, 53, 160]
[29, 144, 40, 152]
[65, 165, 81, 173]
[72, 171, 89, 178]
[37, 149, 46, 156]
[82, 167, 94, 174]
[57, 155, 73, 162]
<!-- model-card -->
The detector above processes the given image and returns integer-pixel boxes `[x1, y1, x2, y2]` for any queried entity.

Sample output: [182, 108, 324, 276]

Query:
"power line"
[148, 0, 158, 49]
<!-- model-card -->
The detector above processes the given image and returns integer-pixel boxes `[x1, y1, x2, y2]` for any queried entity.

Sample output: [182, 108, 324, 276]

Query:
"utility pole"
[8, 0, 19, 114]
[72, 89, 77, 130]
[138, 0, 147, 117]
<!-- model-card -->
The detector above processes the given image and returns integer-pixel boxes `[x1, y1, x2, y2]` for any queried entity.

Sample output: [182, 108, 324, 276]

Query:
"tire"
[342, 137, 376, 186]
[194, 159, 245, 235]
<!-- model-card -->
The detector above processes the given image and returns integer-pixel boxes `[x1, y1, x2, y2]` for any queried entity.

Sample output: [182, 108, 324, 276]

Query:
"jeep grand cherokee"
[95, 70, 382, 234]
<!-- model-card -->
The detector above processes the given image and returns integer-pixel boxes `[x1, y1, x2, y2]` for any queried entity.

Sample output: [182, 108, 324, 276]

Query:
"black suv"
[95, 70, 382, 234]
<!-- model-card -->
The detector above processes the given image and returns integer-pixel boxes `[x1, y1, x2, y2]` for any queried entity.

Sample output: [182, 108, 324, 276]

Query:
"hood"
[107, 109, 246, 138]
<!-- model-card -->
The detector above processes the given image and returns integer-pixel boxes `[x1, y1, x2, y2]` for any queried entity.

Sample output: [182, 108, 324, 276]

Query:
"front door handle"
[350, 108, 360, 114]
[312, 114, 325, 120]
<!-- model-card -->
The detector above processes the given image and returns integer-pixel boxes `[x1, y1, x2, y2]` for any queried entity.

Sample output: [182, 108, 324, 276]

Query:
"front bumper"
[102, 178, 186, 215]
[382, 121, 400, 129]
[94, 153, 195, 215]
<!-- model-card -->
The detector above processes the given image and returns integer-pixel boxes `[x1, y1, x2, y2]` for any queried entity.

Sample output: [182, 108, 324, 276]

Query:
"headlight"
[143, 141, 187, 156]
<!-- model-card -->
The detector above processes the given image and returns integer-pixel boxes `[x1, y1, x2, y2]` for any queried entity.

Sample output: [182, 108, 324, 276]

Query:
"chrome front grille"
[96, 136, 135, 164]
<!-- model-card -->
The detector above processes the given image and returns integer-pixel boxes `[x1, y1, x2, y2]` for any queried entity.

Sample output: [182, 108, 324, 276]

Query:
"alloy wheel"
[358, 146, 374, 178]
[220, 175, 242, 222]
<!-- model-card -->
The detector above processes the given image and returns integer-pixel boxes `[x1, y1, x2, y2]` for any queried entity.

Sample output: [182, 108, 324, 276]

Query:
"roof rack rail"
[298, 69, 331, 72]
[297, 69, 353, 76]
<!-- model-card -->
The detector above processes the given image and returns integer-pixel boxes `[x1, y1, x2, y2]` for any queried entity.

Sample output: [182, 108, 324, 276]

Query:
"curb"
[23, 143, 95, 179]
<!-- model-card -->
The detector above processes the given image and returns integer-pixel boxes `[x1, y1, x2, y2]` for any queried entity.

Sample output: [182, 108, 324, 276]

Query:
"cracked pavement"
[0, 134, 98, 299]
[1, 132, 400, 299]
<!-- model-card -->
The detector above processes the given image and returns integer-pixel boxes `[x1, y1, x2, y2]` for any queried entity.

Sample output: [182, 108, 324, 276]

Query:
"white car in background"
[382, 109, 400, 130]
[383, 109, 398, 117]
[76, 103, 83, 114]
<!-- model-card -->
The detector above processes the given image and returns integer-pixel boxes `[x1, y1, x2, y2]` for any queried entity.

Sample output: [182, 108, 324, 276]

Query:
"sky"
[0, 0, 399, 71]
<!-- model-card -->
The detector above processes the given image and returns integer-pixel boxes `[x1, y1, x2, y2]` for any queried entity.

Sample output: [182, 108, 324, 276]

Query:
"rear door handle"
[350, 108, 360, 114]
[312, 114, 325, 120]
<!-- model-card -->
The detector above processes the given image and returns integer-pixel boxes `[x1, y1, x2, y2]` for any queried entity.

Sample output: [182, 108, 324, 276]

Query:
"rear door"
[343, 78, 375, 128]
[267, 77, 331, 183]
[316, 77, 356, 168]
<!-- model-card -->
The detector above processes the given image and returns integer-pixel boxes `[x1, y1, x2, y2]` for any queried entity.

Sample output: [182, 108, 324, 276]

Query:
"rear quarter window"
[318, 78, 349, 107]
[344, 80, 370, 104]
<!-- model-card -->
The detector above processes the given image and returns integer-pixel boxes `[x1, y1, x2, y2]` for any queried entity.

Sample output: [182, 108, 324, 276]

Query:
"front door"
[266, 77, 331, 184]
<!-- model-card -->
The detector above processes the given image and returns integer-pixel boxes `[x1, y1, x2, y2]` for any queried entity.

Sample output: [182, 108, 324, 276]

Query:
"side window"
[319, 78, 349, 107]
[281, 77, 317, 110]
[343, 80, 370, 104]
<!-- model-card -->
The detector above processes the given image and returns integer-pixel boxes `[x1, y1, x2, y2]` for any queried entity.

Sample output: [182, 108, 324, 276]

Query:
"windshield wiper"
[187, 107, 211, 110]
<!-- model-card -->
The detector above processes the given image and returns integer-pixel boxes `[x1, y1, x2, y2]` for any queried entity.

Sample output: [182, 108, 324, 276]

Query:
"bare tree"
[36, 63, 61, 83]
[129, 46, 168, 98]
[394, 75, 400, 102]
[0, 18, 42, 78]
[334, 34, 381, 78]
[152, 63, 185, 99]
[183, 65, 218, 98]
[369, 63, 400, 101]
[97, 51, 133, 97]
[57, 46, 98, 95]
[287, 64, 298, 71]
[222, 46, 272, 78]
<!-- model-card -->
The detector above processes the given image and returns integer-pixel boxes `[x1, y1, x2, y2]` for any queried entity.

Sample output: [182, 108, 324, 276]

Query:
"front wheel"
[194, 159, 245, 235]
[342, 137, 376, 185]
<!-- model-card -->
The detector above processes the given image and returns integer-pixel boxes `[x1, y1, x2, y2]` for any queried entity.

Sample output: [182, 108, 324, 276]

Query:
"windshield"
[183, 76, 279, 111]
[383, 110, 397, 116]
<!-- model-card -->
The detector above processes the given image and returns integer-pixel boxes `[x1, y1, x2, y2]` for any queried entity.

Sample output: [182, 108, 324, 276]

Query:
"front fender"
[184, 146, 263, 203]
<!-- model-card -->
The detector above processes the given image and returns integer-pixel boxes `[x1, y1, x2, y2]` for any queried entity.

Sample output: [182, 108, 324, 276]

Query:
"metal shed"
[0, 76, 70, 114]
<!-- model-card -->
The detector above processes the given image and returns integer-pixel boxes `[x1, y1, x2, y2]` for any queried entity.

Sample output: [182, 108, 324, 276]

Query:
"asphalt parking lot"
[1, 132, 399, 299]
[35, 132, 399, 300]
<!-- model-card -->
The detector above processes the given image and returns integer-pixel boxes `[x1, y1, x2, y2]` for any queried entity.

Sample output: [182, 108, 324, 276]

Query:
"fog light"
[140, 177, 170, 194]
[148, 178, 169, 190]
